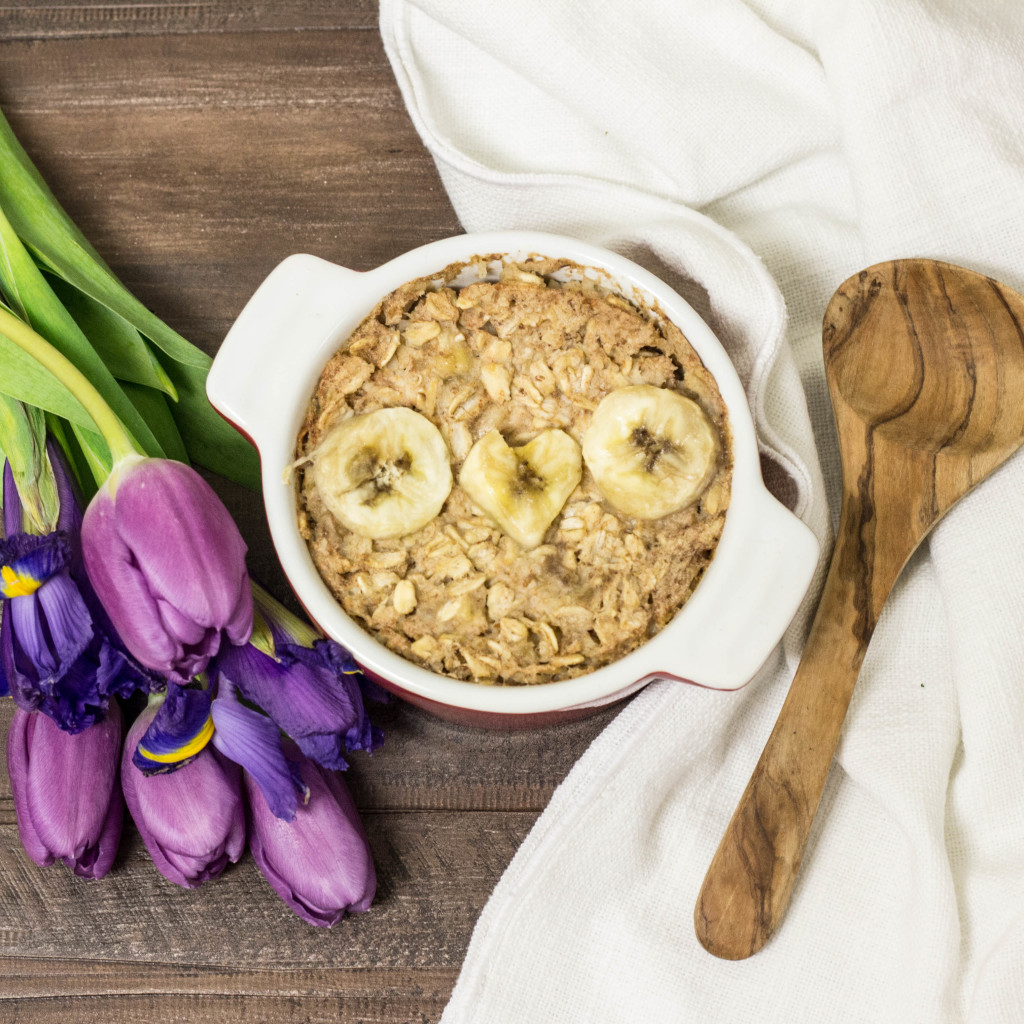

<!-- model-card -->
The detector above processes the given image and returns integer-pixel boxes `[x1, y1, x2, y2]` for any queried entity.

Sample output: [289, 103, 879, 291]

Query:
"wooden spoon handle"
[693, 519, 878, 960]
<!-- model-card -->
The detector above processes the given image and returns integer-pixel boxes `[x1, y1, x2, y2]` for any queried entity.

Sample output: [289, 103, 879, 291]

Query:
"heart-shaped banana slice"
[458, 429, 582, 550]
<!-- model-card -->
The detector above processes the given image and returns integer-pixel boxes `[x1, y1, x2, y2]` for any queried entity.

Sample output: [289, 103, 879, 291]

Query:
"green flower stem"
[0, 304, 138, 464]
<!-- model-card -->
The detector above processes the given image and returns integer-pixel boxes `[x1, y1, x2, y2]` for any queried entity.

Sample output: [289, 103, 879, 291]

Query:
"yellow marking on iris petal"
[137, 714, 214, 764]
[1, 564, 42, 598]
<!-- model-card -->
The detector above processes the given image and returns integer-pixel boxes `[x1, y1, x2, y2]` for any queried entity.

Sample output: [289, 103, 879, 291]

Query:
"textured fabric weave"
[379, 3, 1024, 1020]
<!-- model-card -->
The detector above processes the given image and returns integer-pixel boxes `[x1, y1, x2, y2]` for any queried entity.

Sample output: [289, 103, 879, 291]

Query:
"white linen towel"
[379, 2, 1024, 1020]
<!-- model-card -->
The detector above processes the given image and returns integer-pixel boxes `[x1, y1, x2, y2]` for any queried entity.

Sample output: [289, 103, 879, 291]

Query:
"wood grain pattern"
[0, 5, 617, 1020]
[694, 259, 1024, 959]
[1, 1, 380, 40]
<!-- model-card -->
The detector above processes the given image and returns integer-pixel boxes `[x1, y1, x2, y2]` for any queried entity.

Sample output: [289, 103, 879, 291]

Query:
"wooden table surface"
[0, 3, 621, 1020]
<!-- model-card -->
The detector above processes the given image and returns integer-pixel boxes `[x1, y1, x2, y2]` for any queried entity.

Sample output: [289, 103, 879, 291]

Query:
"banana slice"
[459, 430, 582, 550]
[312, 408, 452, 539]
[582, 385, 717, 519]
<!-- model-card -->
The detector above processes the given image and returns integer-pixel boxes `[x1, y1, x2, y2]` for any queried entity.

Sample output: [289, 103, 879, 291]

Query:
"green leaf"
[0, 395, 59, 532]
[161, 354, 261, 491]
[122, 382, 189, 464]
[0, 107, 259, 491]
[71, 420, 112, 490]
[0, 318, 96, 430]
[44, 270, 177, 398]
[0, 108, 207, 371]
[0, 201, 166, 459]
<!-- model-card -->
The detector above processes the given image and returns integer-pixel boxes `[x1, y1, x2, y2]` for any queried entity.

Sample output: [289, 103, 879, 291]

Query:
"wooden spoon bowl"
[694, 259, 1024, 960]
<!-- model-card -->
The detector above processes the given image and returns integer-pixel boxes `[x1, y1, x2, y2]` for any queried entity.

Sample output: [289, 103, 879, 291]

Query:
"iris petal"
[323, 643, 387, 754]
[7, 568, 94, 689]
[211, 681, 308, 821]
[2, 611, 32, 709]
[133, 684, 214, 773]
[35, 571, 94, 667]
[217, 640, 357, 772]
[0, 532, 72, 597]
[9, 590, 57, 677]
[45, 653, 107, 734]
[225, 583, 384, 766]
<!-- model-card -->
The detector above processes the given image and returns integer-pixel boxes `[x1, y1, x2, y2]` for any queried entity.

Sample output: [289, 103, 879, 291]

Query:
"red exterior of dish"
[358, 665, 625, 729]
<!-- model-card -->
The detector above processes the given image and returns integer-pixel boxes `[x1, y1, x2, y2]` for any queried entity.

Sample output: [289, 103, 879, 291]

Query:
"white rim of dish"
[212, 230, 806, 715]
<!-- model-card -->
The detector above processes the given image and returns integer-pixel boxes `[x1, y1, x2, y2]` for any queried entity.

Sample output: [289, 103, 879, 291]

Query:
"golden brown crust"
[295, 259, 732, 685]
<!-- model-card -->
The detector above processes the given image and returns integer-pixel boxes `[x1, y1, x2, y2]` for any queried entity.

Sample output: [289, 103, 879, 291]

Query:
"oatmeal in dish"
[294, 257, 732, 684]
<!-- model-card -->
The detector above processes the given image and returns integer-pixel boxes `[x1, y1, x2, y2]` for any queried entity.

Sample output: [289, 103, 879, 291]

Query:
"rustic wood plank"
[0, 8, 622, 1020]
[6, 994, 447, 1024]
[3, 959, 457, 1023]
[1, 28, 406, 112]
[0, 810, 533, 969]
[3, 960, 454, 1001]
[4, 985, 453, 1024]
[0, 693, 620, 818]
[0, 1, 380, 40]
[0, 28, 462, 357]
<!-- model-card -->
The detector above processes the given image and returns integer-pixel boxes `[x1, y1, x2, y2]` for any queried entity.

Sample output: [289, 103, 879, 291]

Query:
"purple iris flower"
[7, 701, 124, 879]
[210, 678, 309, 821]
[80, 456, 253, 684]
[121, 702, 245, 889]
[245, 742, 376, 926]
[1, 450, 158, 732]
[124, 671, 308, 821]
[131, 681, 214, 774]
[212, 585, 384, 773]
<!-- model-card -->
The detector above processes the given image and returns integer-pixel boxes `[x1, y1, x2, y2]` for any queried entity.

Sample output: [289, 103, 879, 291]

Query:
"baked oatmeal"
[294, 257, 732, 684]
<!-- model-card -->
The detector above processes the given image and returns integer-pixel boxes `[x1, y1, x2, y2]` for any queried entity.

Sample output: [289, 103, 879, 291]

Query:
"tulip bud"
[6, 702, 123, 879]
[81, 456, 252, 682]
[245, 744, 376, 926]
[2, 447, 160, 731]
[121, 703, 246, 888]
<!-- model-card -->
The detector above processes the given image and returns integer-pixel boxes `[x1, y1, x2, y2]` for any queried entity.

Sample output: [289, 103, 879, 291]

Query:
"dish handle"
[207, 254, 364, 451]
[635, 488, 820, 692]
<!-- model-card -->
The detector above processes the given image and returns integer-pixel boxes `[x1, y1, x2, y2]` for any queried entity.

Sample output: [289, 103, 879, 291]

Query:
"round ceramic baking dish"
[207, 231, 818, 728]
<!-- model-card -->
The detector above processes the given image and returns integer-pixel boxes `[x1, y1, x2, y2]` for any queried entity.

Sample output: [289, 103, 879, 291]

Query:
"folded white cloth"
[379, 2, 1024, 1021]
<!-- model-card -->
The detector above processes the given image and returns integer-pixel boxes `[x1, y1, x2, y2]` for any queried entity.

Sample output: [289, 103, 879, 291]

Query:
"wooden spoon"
[694, 259, 1024, 960]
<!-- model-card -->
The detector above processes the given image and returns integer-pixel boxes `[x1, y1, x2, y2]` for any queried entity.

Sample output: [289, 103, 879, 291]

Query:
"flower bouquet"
[0, 106, 383, 925]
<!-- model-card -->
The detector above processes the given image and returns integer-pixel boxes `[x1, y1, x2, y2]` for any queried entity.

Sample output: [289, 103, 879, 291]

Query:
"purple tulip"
[1, 450, 158, 732]
[213, 584, 384, 773]
[121, 703, 245, 888]
[245, 743, 376, 926]
[80, 455, 253, 683]
[7, 702, 124, 879]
